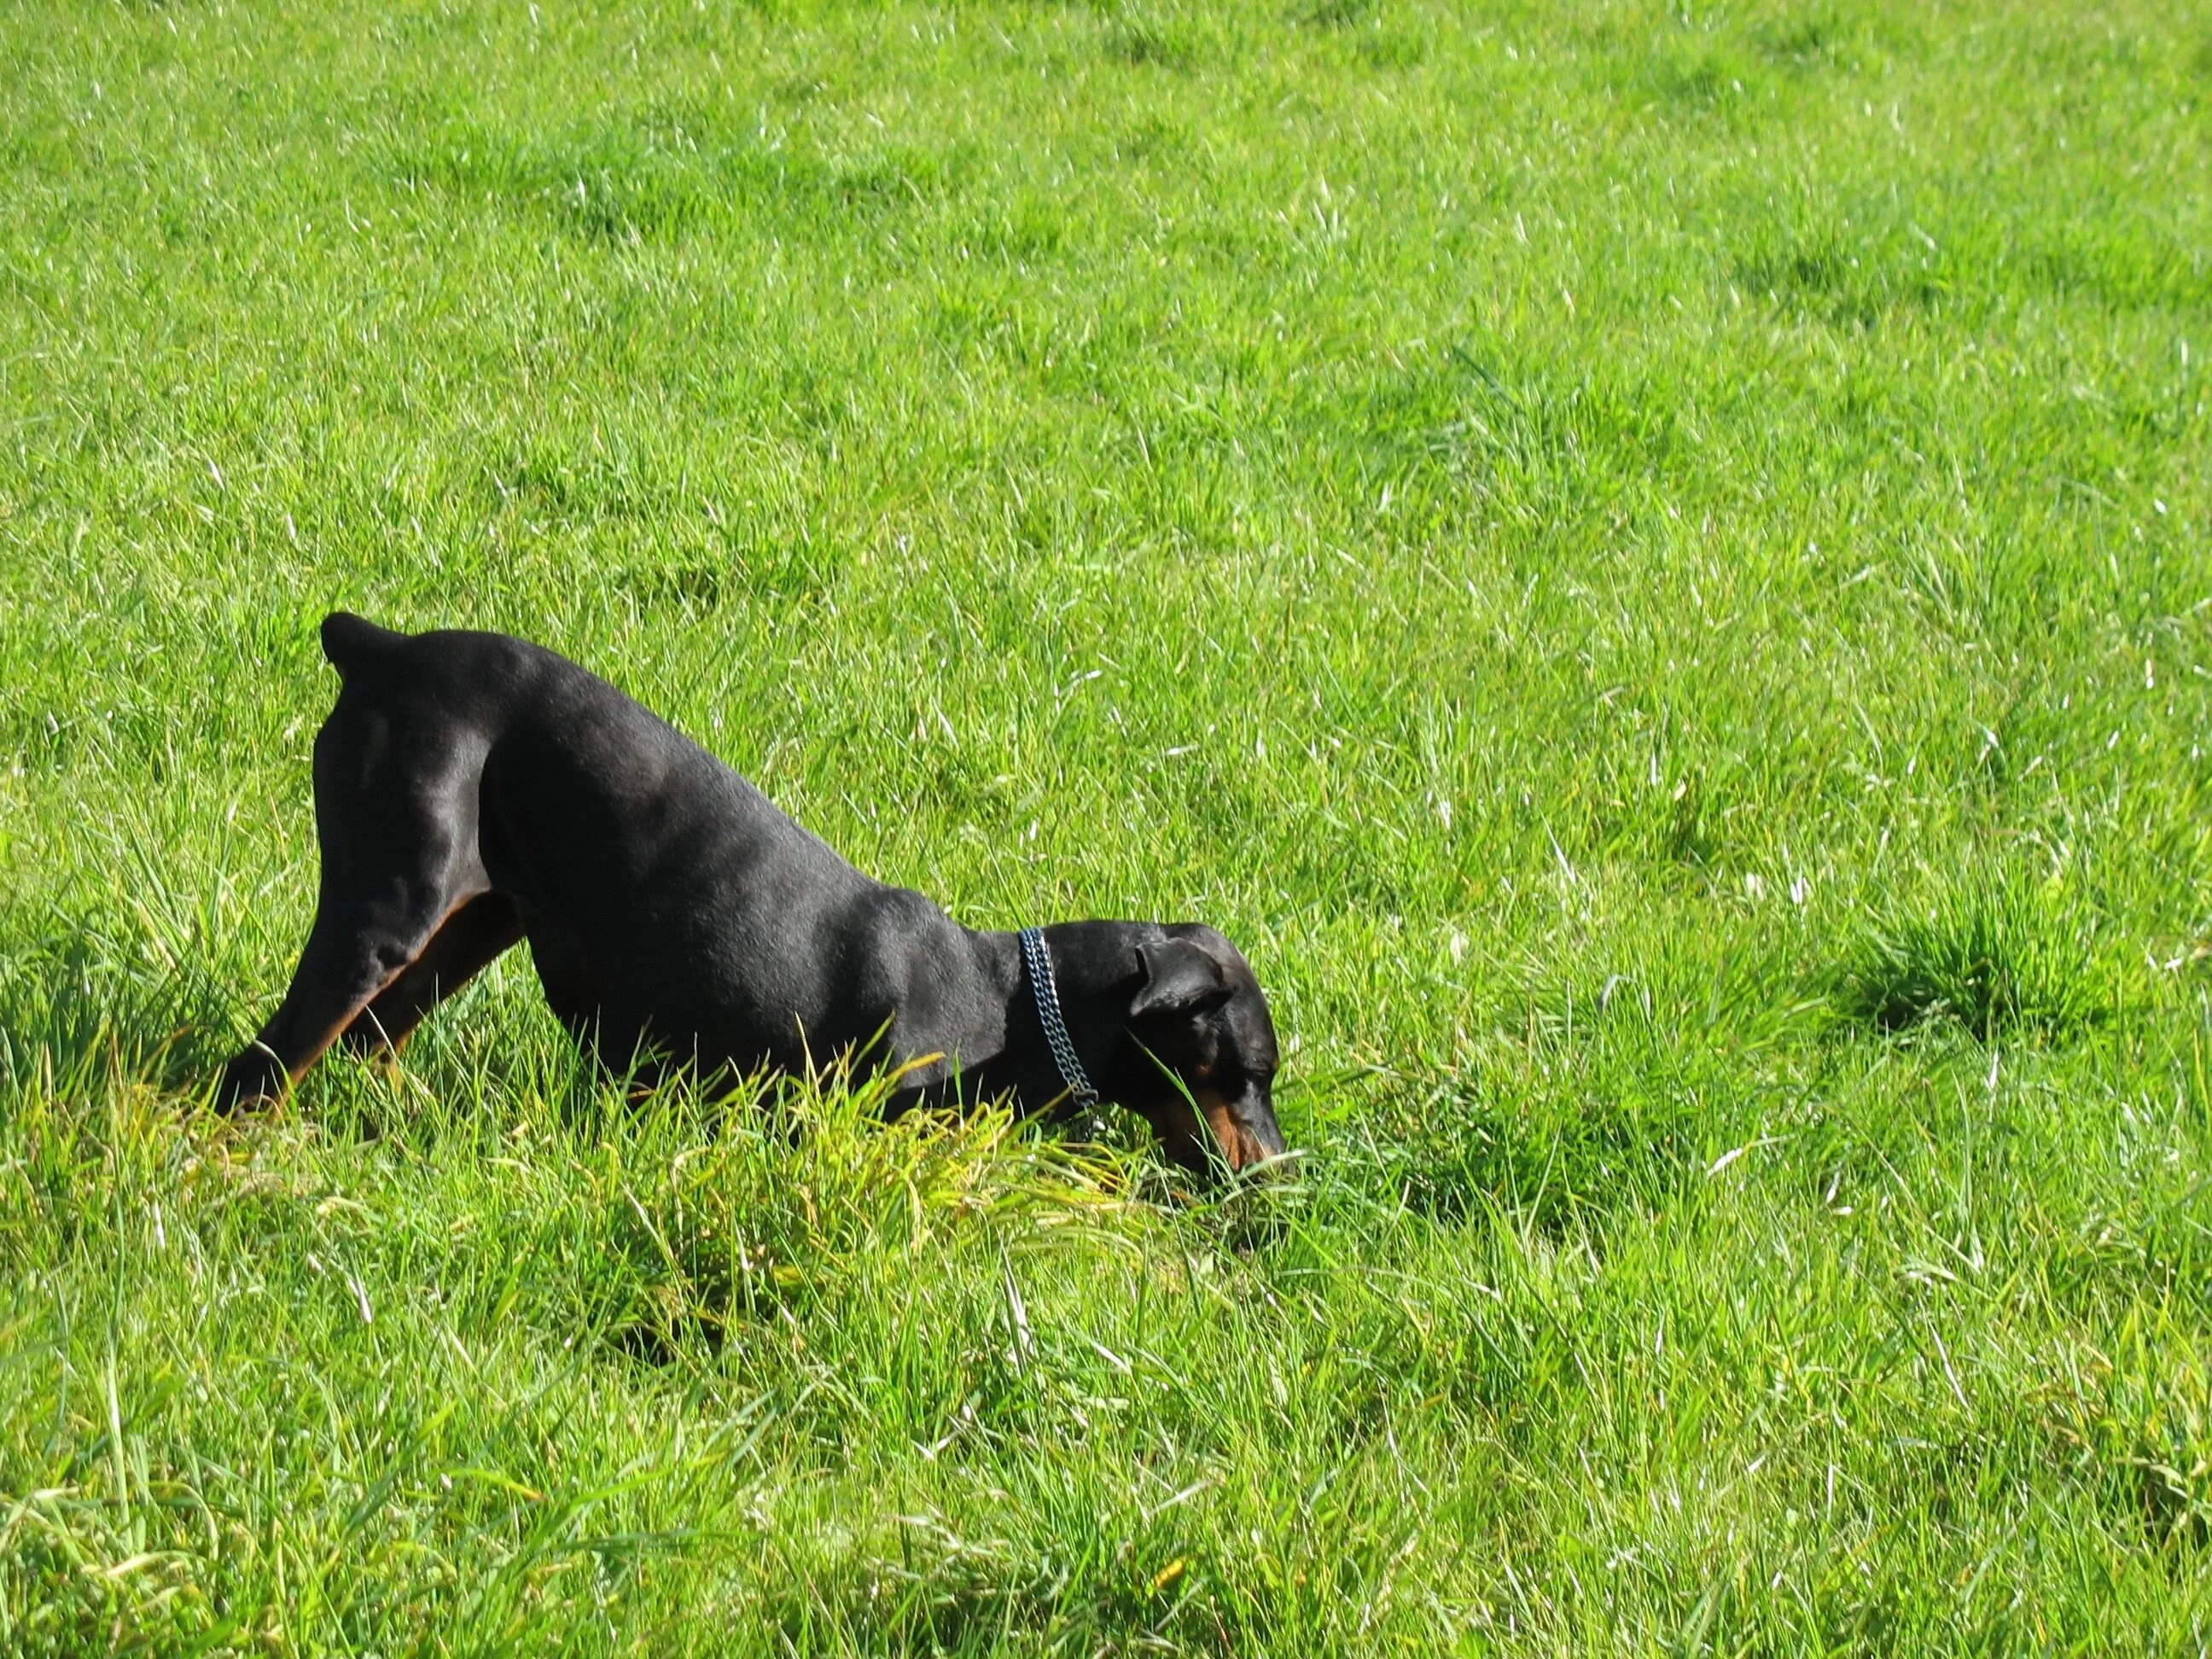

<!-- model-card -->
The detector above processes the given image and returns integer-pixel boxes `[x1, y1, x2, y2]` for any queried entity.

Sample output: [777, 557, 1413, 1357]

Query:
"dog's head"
[1104, 925, 1288, 1177]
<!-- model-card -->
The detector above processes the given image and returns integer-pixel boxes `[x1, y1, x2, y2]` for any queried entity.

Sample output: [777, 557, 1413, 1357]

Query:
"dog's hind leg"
[217, 698, 492, 1110]
[335, 892, 523, 1057]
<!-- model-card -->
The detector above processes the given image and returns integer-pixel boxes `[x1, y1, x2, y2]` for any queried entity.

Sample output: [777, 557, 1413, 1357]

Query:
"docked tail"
[320, 612, 405, 677]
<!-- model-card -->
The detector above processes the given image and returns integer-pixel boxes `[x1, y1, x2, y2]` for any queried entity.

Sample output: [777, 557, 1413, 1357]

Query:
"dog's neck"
[918, 923, 1134, 1115]
[1018, 926, 1099, 1109]
[1026, 923, 1139, 1105]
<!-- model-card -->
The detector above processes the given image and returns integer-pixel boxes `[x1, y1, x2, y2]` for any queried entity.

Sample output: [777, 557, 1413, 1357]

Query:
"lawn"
[2, 0, 2209, 1650]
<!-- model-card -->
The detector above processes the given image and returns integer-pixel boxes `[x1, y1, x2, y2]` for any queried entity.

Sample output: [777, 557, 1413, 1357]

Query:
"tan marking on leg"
[284, 958, 422, 1086]
[339, 892, 520, 1057]
[282, 891, 493, 1088]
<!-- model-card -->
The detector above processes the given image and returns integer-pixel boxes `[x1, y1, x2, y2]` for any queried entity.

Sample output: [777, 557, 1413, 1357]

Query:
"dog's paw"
[212, 1048, 287, 1114]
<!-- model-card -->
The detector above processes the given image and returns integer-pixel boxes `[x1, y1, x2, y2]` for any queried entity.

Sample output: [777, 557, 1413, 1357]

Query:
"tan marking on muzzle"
[1196, 1088, 1262, 1173]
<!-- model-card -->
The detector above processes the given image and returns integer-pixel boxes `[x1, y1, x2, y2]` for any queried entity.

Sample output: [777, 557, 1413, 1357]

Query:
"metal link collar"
[1018, 926, 1099, 1111]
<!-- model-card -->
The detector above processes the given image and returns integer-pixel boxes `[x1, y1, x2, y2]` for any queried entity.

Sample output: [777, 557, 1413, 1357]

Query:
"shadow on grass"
[384, 108, 946, 247]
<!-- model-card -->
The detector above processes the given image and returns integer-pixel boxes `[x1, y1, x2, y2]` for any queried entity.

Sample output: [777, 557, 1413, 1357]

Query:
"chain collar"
[1018, 927, 1099, 1112]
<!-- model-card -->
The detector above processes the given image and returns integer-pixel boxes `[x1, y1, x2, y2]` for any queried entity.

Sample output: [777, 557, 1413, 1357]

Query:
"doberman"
[216, 614, 1289, 1174]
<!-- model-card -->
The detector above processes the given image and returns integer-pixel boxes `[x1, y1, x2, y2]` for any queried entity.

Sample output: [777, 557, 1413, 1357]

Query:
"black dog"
[217, 614, 1289, 1173]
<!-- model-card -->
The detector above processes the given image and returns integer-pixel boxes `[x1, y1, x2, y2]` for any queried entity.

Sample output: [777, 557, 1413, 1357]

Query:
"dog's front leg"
[217, 699, 492, 1111]
[335, 891, 523, 1058]
[216, 876, 477, 1109]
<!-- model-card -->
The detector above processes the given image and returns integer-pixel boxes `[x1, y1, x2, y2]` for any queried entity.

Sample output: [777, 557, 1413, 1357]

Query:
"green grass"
[3, 0, 2210, 1649]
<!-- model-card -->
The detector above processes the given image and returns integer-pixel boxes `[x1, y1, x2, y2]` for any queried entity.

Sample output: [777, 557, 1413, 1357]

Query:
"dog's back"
[303, 614, 969, 1081]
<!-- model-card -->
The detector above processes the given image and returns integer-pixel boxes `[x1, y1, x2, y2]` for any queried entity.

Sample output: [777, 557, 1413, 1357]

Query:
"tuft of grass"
[1831, 864, 2106, 1041]
[1297, 0, 1378, 29]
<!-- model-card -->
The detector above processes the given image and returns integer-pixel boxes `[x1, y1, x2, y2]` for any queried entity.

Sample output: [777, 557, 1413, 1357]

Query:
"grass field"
[3, 0, 2210, 1650]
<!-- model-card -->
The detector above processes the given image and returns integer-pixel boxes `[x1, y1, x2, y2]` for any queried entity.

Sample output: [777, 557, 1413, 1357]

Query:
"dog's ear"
[1127, 938, 1233, 1022]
